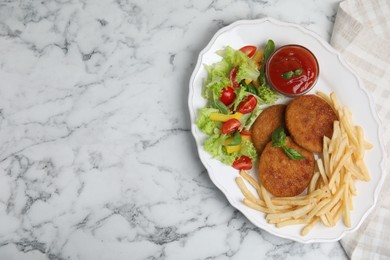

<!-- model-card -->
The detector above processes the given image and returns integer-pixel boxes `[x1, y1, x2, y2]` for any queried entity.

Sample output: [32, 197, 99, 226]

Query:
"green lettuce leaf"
[196, 107, 220, 135]
[204, 134, 258, 166]
[241, 103, 263, 130]
[258, 84, 279, 104]
[204, 134, 238, 165]
[216, 46, 248, 66]
[236, 60, 260, 82]
[240, 140, 258, 162]
[203, 46, 261, 101]
[233, 86, 249, 111]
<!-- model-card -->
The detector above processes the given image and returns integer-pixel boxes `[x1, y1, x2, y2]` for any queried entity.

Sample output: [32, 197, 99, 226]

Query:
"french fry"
[239, 170, 263, 200]
[301, 217, 320, 236]
[337, 137, 348, 160]
[330, 92, 340, 112]
[279, 188, 328, 202]
[320, 214, 331, 227]
[243, 198, 272, 214]
[317, 184, 346, 216]
[365, 141, 374, 150]
[356, 126, 365, 160]
[316, 91, 333, 108]
[305, 198, 331, 221]
[329, 121, 340, 154]
[309, 172, 320, 194]
[272, 198, 317, 206]
[276, 219, 309, 228]
[326, 212, 335, 227]
[330, 199, 342, 213]
[266, 204, 314, 221]
[333, 204, 344, 223]
[348, 174, 357, 196]
[356, 159, 371, 181]
[234, 91, 372, 236]
[316, 159, 329, 185]
[343, 189, 351, 227]
[269, 216, 296, 224]
[348, 193, 354, 210]
[340, 111, 359, 146]
[344, 162, 366, 181]
[329, 149, 353, 191]
[323, 137, 331, 178]
[314, 186, 331, 199]
[261, 185, 276, 212]
[235, 177, 265, 206]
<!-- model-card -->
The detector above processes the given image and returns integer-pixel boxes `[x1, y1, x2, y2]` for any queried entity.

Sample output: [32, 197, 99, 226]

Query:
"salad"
[196, 40, 280, 170]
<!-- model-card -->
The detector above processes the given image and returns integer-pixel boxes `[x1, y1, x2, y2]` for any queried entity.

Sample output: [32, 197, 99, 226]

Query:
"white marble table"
[0, 0, 348, 259]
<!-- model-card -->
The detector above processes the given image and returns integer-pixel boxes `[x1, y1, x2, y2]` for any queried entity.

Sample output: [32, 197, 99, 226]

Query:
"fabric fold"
[331, 0, 390, 259]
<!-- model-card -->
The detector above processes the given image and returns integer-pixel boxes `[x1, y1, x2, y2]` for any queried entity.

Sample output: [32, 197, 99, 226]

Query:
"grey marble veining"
[0, 0, 347, 259]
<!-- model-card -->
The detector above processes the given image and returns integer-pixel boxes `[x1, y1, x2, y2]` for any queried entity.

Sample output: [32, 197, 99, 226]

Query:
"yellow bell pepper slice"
[252, 78, 260, 88]
[242, 135, 251, 142]
[210, 112, 243, 122]
[252, 49, 264, 66]
[225, 144, 241, 154]
[225, 138, 241, 154]
[224, 134, 251, 154]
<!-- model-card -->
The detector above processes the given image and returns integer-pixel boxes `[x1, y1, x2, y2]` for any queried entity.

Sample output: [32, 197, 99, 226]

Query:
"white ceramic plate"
[188, 18, 387, 243]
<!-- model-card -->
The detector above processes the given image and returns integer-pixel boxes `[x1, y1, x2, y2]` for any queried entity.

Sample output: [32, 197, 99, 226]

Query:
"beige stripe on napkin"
[331, 0, 390, 259]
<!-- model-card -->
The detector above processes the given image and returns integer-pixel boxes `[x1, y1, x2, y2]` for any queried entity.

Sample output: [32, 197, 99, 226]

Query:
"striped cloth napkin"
[330, 0, 390, 258]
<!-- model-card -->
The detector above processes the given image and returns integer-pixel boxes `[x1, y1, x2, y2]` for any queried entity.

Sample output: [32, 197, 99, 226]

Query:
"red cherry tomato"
[232, 155, 252, 170]
[240, 45, 257, 58]
[240, 130, 251, 136]
[219, 86, 236, 106]
[237, 95, 257, 114]
[221, 119, 241, 135]
[229, 67, 240, 89]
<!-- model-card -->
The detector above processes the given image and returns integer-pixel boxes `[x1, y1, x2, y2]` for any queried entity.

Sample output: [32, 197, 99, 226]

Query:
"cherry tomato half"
[237, 95, 257, 114]
[229, 67, 240, 89]
[240, 45, 257, 58]
[232, 155, 252, 170]
[220, 86, 236, 106]
[221, 119, 241, 135]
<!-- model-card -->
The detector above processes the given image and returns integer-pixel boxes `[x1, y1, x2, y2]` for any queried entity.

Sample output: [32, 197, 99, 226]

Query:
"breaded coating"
[285, 95, 337, 153]
[259, 137, 315, 197]
[251, 104, 287, 155]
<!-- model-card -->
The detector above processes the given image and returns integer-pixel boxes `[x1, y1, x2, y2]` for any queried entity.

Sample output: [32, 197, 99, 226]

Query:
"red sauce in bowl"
[266, 45, 319, 96]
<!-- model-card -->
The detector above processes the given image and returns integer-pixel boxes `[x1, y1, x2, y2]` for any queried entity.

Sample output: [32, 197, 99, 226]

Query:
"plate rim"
[188, 17, 388, 243]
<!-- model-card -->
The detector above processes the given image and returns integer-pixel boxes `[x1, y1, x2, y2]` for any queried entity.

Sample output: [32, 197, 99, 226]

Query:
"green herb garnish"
[263, 39, 275, 60]
[213, 99, 229, 114]
[227, 131, 242, 146]
[282, 71, 294, 79]
[294, 69, 303, 76]
[284, 147, 305, 160]
[246, 83, 258, 96]
[271, 127, 305, 160]
[271, 126, 286, 147]
[259, 39, 275, 85]
[282, 69, 303, 80]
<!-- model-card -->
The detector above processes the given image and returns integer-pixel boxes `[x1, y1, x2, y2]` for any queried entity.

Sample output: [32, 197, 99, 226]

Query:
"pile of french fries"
[236, 91, 373, 236]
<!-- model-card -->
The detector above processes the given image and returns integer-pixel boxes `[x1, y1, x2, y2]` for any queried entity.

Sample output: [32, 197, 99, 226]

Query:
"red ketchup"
[266, 45, 319, 96]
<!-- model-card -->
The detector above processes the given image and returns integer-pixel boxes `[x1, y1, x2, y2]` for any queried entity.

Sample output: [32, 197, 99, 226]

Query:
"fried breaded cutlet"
[259, 137, 315, 197]
[251, 104, 287, 155]
[285, 95, 337, 153]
